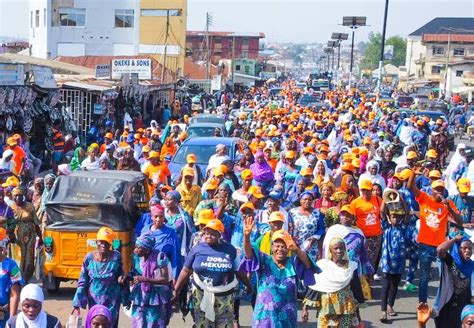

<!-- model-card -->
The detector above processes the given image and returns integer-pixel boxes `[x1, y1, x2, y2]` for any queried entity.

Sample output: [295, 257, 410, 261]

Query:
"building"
[445, 58, 474, 100]
[421, 34, 474, 93]
[404, 17, 474, 80]
[28, 0, 186, 78]
[186, 31, 265, 64]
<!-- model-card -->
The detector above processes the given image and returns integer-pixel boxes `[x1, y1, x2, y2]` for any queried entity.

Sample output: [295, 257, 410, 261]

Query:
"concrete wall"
[405, 36, 426, 78]
[29, 0, 50, 58]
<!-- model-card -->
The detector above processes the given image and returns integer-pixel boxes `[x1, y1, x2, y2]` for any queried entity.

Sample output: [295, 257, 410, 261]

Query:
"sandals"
[387, 307, 398, 316]
[380, 312, 389, 323]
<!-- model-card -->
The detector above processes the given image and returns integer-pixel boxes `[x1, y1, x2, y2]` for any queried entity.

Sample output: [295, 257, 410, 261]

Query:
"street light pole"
[377, 0, 390, 92]
[331, 33, 349, 86]
[343, 16, 367, 89]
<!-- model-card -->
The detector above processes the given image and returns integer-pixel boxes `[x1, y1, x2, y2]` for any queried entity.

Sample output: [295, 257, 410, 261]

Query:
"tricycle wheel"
[43, 276, 60, 294]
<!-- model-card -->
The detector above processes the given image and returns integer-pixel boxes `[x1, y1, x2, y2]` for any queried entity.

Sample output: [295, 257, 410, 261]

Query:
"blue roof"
[409, 17, 474, 36]
[182, 137, 241, 146]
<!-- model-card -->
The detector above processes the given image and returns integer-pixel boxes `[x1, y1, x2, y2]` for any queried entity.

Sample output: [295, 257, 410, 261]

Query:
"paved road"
[41, 136, 474, 327]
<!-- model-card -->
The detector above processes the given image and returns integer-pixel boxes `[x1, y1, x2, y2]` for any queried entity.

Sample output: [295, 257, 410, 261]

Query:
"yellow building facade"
[139, 0, 187, 81]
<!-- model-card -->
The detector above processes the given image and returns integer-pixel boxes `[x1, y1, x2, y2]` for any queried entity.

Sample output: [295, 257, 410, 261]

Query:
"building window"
[115, 9, 134, 28]
[453, 48, 465, 56]
[431, 65, 442, 74]
[59, 8, 86, 27]
[456, 70, 463, 77]
[242, 38, 249, 45]
[235, 65, 241, 71]
[30, 11, 33, 28]
[141, 9, 182, 17]
[241, 50, 249, 58]
[432, 46, 444, 56]
[44, 8, 46, 26]
[213, 37, 222, 44]
[35, 10, 40, 27]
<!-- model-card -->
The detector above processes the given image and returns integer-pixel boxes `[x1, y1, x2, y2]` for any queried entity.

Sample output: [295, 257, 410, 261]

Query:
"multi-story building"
[28, 0, 186, 76]
[405, 17, 474, 80]
[186, 31, 265, 64]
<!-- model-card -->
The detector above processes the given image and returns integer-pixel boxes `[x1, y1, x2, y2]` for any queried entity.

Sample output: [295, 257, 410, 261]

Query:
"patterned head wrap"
[136, 234, 155, 251]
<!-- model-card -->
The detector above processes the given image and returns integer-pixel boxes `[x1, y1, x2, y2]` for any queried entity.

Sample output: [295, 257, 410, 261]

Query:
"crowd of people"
[0, 80, 473, 327]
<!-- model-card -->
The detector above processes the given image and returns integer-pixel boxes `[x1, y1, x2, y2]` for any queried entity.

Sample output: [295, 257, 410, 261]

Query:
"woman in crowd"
[29, 178, 43, 216]
[241, 216, 314, 327]
[310, 237, 364, 327]
[129, 234, 172, 328]
[249, 151, 274, 194]
[80, 146, 100, 171]
[140, 205, 180, 281]
[163, 190, 195, 259]
[340, 173, 359, 202]
[7, 283, 61, 328]
[323, 190, 349, 229]
[85, 305, 113, 328]
[434, 235, 473, 327]
[39, 174, 55, 229]
[10, 187, 42, 283]
[0, 228, 22, 328]
[70, 147, 86, 172]
[313, 159, 333, 188]
[288, 191, 325, 262]
[173, 219, 251, 328]
[72, 227, 127, 326]
[117, 148, 140, 171]
[314, 181, 335, 215]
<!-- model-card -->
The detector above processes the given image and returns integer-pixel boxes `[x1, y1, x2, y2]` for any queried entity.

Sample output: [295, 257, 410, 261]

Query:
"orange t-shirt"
[143, 163, 170, 185]
[351, 196, 382, 237]
[416, 191, 458, 247]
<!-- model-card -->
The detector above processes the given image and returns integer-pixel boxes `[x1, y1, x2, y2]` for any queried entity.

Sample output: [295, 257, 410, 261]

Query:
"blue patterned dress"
[380, 220, 408, 274]
[130, 252, 172, 328]
[288, 208, 325, 262]
[240, 251, 316, 328]
[73, 251, 125, 325]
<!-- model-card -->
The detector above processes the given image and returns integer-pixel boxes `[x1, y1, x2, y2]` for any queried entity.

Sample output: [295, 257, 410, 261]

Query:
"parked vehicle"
[42, 171, 149, 292]
[168, 137, 243, 182]
[396, 95, 414, 108]
[186, 122, 228, 139]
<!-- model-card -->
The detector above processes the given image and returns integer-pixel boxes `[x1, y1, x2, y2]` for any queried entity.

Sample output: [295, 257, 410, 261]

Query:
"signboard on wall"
[0, 64, 24, 86]
[31, 66, 57, 88]
[111, 59, 152, 80]
[95, 64, 111, 79]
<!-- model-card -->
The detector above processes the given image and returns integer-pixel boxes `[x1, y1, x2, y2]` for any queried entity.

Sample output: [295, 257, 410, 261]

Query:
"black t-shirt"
[444, 253, 471, 305]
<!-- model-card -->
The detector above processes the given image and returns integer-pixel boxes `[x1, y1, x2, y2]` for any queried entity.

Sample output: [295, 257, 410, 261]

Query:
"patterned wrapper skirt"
[191, 287, 235, 328]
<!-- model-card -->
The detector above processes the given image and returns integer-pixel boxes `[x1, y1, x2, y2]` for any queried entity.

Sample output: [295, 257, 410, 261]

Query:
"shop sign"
[95, 64, 111, 79]
[111, 59, 152, 80]
[32, 66, 57, 88]
[93, 103, 104, 115]
[0, 64, 24, 86]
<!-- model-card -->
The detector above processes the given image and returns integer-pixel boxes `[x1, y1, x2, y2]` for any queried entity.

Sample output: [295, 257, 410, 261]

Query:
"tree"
[360, 32, 407, 69]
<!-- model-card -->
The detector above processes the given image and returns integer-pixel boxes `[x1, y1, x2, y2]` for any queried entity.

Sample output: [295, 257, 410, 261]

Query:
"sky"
[1, 0, 473, 43]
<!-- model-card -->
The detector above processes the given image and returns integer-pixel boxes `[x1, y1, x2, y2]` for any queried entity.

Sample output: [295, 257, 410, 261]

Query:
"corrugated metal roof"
[422, 34, 474, 42]
[409, 17, 474, 36]
[0, 53, 94, 75]
[62, 81, 115, 92]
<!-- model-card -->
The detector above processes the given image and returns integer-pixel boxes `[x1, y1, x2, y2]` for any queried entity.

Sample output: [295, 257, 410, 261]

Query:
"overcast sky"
[1, 0, 473, 43]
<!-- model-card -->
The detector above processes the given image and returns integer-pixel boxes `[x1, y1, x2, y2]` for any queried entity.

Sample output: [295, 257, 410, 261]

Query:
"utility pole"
[205, 12, 212, 80]
[443, 32, 451, 97]
[231, 35, 235, 81]
[377, 0, 390, 92]
[160, 10, 170, 85]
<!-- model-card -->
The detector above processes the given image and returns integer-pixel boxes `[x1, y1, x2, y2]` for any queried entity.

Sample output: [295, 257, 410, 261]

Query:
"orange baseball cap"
[359, 179, 373, 190]
[6, 137, 17, 147]
[248, 186, 265, 199]
[105, 132, 113, 139]
[340, 204, 355, 216]
[428, 170, 442, 179]
[268, 211, 285, 223]
[182, 167, 195, 177]
[457, 178, 471, 193]
[300, 167, 313, 177]
[97, 226, 115, 245]
[426, 149, 438, 158]
[407, 151, 417, 160]
[285, 151, 296, 159]
[431, 179, 446, 190]
[149, 151, 160, 159]
[341, 162, 354, 172]
[239, 202, 256, 212]
[197, 209, 215, 226]
[398, 168, 412, 181]
[241, 169, 253, 180]
[186, 154, 197, 164]
[204, 179, 219, 190]
[271, 230, 293, 247]
[205, 219, 225, 234]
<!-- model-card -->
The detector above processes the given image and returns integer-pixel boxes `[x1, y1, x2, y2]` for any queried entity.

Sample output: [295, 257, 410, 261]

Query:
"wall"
[404, 36, 426, 79]
[48, 0, 138, 58]
[139, 0, 187, 77]
[29, 0, 50, 58]
[446, 62, 474, 97]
